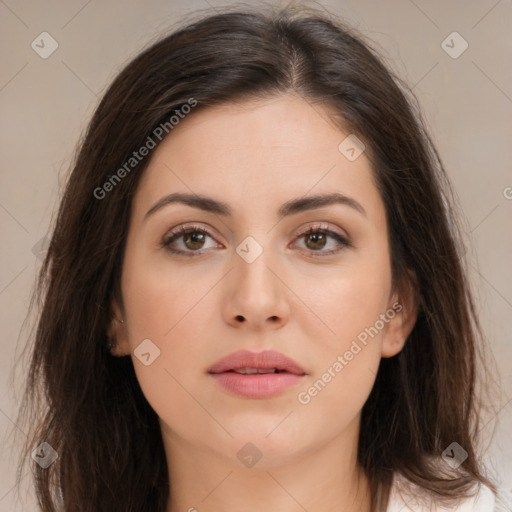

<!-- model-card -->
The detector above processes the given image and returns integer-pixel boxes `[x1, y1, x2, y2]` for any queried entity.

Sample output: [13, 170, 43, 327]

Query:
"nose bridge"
[234, 234, 278, 299]
[225, 232, 288, 325]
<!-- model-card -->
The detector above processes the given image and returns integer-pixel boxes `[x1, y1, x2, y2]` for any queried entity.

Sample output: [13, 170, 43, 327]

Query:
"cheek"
[291, 282, 388, 447]
[121, 262, 215, 439]
[306, 255, 392, 353]
[120, 246, 221, 406]
[295, 248, 392, 408]
[121, 239, 211, 344]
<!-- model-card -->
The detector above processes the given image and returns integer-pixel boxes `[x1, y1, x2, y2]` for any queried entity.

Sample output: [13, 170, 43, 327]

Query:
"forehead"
[133, 94, 383, 222]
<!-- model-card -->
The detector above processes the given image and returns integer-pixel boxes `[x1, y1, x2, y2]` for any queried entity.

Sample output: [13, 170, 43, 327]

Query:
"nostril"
[235, 315, 245, 322]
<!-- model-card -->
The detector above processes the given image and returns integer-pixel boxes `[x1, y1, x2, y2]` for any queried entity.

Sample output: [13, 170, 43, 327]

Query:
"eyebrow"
[144, 191, 366, 220]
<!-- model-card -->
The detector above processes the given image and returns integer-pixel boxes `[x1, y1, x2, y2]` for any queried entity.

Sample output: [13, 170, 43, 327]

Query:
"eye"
[162, 224, 219, 256]
[293, 224, 351, 256]
[162, 223, 351, 257]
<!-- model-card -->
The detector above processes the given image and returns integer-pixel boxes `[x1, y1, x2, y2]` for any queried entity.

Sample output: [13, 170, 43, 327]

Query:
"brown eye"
[162, 225, 217, 256]
[181, 231, 206, 250]
[295, 226, 351, 256]
[162, 224, 351, 258]
[304, 231, 328, 251]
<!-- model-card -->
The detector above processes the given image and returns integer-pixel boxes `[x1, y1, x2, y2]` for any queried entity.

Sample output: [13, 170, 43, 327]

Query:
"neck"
[162, 417, 372, 512]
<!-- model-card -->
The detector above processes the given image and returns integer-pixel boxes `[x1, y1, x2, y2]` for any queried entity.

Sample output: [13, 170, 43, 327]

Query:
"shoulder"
[386, 471, 497, 512]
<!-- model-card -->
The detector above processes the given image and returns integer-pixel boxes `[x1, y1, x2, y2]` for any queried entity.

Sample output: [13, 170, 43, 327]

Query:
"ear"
[107, 299, 130, 357]
[381, 271, 419, 358]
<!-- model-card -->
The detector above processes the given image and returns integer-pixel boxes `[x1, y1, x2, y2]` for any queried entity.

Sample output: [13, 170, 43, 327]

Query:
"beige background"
[1, 0, 511, 509]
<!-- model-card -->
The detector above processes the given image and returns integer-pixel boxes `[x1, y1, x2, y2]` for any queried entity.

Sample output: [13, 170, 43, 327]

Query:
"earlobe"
[381, 274, 419, 358]
[107, 300, 130, 357]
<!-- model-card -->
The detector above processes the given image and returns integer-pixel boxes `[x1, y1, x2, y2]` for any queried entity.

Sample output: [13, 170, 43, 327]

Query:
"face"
[111, 93, 416, 467]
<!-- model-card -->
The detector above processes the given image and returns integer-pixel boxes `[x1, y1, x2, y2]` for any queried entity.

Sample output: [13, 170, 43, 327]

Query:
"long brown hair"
[15, 3, 497, 511]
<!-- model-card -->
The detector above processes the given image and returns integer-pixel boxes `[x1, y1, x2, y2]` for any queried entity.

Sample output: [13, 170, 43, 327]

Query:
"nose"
[222, 243, 290, 331]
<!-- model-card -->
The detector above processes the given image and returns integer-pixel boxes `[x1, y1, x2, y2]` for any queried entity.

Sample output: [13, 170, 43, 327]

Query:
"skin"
[109, 93, 417, 512]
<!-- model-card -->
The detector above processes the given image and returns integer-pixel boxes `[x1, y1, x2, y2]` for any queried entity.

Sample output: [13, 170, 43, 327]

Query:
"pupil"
[186, 232, 204, 249]
[308, 233, 326, 249]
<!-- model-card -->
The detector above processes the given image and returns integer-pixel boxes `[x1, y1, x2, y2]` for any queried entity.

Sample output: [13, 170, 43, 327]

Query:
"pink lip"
[208, 350, 306, 399]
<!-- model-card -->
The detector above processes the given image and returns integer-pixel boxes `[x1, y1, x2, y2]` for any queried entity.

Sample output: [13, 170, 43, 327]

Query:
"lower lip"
[210, 372, 304, 399]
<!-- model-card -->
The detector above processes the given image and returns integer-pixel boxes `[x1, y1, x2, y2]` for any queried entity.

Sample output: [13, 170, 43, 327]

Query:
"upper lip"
[208, 350, 306, 375]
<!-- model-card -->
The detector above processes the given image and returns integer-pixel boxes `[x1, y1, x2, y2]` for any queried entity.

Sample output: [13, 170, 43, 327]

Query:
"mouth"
[208, 350, 306, 399]
[224, 367, 292, 374]
[208, 349, 306, 375]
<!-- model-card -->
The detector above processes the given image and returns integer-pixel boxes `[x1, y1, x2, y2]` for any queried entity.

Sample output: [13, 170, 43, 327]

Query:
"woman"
[16, 4, 506, 511]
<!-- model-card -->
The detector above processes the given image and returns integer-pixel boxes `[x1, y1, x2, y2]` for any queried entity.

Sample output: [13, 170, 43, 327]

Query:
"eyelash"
[161, 223, 351, 258]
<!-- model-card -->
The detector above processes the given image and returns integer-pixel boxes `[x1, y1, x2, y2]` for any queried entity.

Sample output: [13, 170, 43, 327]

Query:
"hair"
[15, 2, 498, 511]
